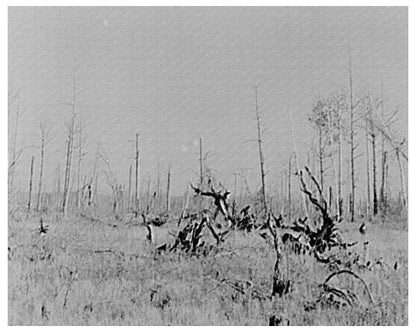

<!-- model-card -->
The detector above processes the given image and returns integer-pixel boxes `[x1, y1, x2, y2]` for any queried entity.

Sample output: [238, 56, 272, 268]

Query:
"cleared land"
[8, 208, 407, 325]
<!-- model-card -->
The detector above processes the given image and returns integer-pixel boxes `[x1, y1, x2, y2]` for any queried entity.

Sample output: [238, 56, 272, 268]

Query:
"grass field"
[8, 208, 407, 326]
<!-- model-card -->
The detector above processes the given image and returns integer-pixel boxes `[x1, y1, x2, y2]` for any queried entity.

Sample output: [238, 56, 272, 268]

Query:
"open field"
[8, 208, 407, 326]
[8, 6, 407, 326]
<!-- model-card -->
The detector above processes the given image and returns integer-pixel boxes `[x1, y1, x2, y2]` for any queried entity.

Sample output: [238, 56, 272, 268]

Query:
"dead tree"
[297, 167, 348, 255]
[347, 59, 365, 222]
[191, 183, 232, 224]
[166, 165, 171, 213]
[308, 98, 329, 202]
[62, 112, 76, 215]
[156, 159, 161, 208]
[364, 112, 371, 217]
[233, 172, 238, 201]
[379, 89, 386, 210]
[381, 151, 388, 207]
[368, 97, 378, 215]
[395, 143, 407, 209]
[53, 163, 61, 211]
[94, 172, 99, 211]
[288, 155, 292, 221]
[336, 95, 344, 217]
[127, 164, 132, 212]
[267, 213, 290, 297]
[99, 148, 123, 218]
[254, 86, 267, 214]
[328, 97, 336, 215]
[27, 156, 35, 211]
[62, 71, 80, 215]
[178, 185, 191, 226]
[87, 143, 100, 208]
[374, 113, 407, 209]
[199, 138, 204, 211]
[135, 133, 140, 215]
[145, 174, 151, 212]
[36, 121, 51, 211]
[76, 109, 86, 209]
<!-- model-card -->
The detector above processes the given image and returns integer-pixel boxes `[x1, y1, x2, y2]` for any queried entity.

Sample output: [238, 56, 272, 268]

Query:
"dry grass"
[8, 210, 407, 325]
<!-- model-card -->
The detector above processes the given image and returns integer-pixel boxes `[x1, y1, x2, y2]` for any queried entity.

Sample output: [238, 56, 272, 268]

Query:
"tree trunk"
[329, 186, 333, 212]
[63, 113, 76, 215]
[27, 156, 35, 211]
[166, 165, 171, 213]
[90, 143, 99, 207]
[94, 172, 99, 208]
[328, 103, 336, 215]
[385, 154, 389, 207]
[135, 133, 140, 215]
[127, 165, 132, 212]
[199, 138, 204, 211]
[370, 106, 378, 215]
[55, 163, 61, 212]
[288, 155, 292, 221]
[380, 94, 386, 210]
[318, 125, 324, 196]
[254, 87, 267, 213]
[63, 73, 77, 216]
[37, 132, 45, 211]
[365, 115, 371, 217]
[234, 172, 238, 201]
[337, 99, 343, 217]
[348, 59, 356, 222]
[156, 160, 161, 208]
[76, 111, 83, 209]
[146, 174, 151, 211]
[381, 151, 387, 207]
[396, 148, 407, 209]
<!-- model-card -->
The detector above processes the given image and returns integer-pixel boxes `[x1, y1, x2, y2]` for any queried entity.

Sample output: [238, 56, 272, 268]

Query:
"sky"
[8, 6, 407, 198]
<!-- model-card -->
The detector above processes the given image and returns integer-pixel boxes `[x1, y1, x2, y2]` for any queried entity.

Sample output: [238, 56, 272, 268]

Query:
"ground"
[8, 210, 408, 325]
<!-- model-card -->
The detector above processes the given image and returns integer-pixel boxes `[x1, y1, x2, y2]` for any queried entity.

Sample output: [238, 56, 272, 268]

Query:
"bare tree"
[90, 143, 100, 207]
[395, 141, 407, 209]
[364, 109, 371, 217]
[156, 159, 161, 208]
[381, 151, 388, 207]
[334, 92, 347, 218]
[27, 156, 35, 212]
[62, 71, 81, 215]
[76, 109, 87, 209]
[373, 103, 407, 210]
[199, 138, 205, 211]
[327, 98, 336, 215]
[54, 162, 61, 212]
[347, 59, 365, 222]
[36, 121, 51, 211]
[145, 174, 151, 212]
[308, 98, 329, 196]
[166, 165, 171, 213]
[127, 164, 132, 212]
[254, 86, 267, 214]
[379, 87, 386, 210]
[368, 96, 378, 215]
[62, 112, 76, 215]
[98, 147, 122, 218]
[287, 154, 292, 221]
[135, 133, 140, 215]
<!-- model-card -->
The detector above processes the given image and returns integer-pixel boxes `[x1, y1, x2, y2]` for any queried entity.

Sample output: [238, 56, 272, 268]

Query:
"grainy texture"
[8, 6, 407, 326]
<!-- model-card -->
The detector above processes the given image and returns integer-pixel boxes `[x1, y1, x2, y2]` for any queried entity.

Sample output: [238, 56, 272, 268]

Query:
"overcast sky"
[8, 7, 407, 197]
